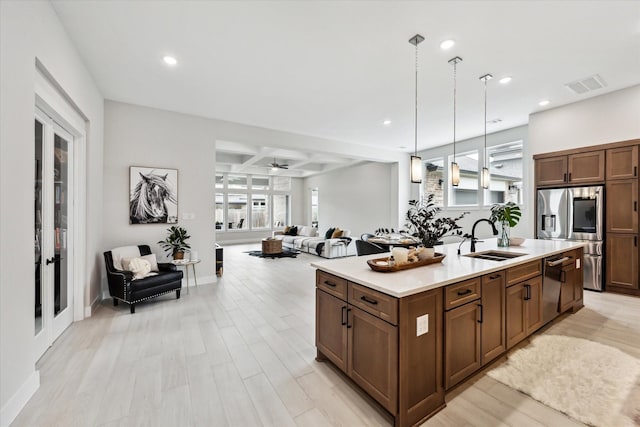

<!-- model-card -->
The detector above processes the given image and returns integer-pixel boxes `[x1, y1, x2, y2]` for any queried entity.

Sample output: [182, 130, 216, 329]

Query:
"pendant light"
[449, 57, 462, 187]
[409, 34, 425, 184]
[480, 73, 493, 189]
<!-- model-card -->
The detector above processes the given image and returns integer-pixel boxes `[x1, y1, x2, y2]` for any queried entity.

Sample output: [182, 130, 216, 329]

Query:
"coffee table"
[262, 238, 282, 255]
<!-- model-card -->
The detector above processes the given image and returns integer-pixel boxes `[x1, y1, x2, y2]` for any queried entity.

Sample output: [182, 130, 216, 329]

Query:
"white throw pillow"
[140, 254, 159, 272]
[299, 226, 314, 237]
[122, 257, 151, 280]
[111, 245, 141, 270]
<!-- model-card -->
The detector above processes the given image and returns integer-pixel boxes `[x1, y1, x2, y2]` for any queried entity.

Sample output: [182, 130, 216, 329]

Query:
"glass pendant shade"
[481, 167, 490, 189]
[451, 162, 460, 186]
[410, 155, 422, 183]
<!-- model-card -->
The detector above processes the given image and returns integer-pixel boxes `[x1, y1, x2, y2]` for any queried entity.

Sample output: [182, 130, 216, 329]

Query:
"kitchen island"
[311, 238, 585, 427]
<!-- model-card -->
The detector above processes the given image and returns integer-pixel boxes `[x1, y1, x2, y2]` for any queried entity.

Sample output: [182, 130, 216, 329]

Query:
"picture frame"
[129, 166, 178, 224]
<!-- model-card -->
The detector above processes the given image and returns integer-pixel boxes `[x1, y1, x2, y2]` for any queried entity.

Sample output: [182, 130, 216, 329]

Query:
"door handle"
[45, 257, 56, 265]
[635, 236, 638, 247]
[489, 274, 501, 280]
[634, 166, 637, 177]
[634, 201, 637, 212]
[546, 257, 570, 267]
[360, 296, 378, 305]
[477, 304, 483, 324]
[563, 173, 567, 182]
[457, 289, 472, 296]
[524, 284, 531, 301]
[324, 280, 337, 287]
[341, 306, 347, 326]
[346, 308, 352, 329]
[568, 172, 572, 181]
[560, 270, 566, 283]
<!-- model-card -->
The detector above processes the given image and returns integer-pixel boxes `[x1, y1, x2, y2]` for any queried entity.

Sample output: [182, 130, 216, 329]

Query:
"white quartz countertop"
[310, 238, 585, 298]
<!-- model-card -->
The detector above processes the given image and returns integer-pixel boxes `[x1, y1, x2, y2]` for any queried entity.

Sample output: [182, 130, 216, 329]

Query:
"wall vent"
[565, 74, 607, 95]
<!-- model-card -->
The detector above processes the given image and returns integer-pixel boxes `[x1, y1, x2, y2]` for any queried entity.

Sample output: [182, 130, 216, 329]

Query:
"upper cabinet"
[606, 145, 638, 180]
[535, 150, 605, 187]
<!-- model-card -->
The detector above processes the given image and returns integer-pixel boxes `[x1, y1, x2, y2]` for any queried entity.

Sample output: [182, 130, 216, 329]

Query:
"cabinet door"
[444, 302, 481, 389]
[481, 273, 506, 364]
[506, 283, 526, 349]
[606, 234, 639, 289]
[348, 306, 398, 413]
[568, 150, 605, 183]
[535, 156, 567, 186]
[572, 250, 584, 309]
[525, 276, 544, 334]
[316, 289, 348, 372]
[606, 180, 638, 233]
[606, 145, 638, 180]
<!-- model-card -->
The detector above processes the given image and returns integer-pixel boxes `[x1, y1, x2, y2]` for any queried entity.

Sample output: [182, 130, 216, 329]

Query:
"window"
[216, 173, 291, 231]
[485, 142, 524, 205]
[449, 150, 479, 206]
[423, 158, 444, 206]
[273, 194, 290, 227]
[251, 194, 269, 229]
[311, 188, 319, 228]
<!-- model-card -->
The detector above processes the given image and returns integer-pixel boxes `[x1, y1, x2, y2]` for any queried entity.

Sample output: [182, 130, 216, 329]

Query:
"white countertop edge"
[310, 239, 586, 298]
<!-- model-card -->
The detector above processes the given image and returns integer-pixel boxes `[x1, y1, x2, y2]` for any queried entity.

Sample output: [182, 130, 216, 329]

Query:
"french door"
[34, 108, 74, 359]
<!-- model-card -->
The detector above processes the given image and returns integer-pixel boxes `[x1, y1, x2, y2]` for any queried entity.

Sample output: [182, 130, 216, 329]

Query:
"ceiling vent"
[565, 74, 607, 95]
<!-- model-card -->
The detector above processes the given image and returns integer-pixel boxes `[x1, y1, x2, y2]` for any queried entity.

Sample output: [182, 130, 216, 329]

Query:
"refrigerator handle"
[541, 214, 546, 231]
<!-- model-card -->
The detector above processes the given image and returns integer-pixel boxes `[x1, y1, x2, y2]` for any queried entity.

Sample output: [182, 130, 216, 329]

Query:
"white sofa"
[273, 225, 352, 258]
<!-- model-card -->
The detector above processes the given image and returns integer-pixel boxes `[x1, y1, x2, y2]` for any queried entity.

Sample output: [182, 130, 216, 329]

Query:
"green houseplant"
[158, 225, 191, 259]
[489, 202, 522, 246]
[404, 194, 468, 252]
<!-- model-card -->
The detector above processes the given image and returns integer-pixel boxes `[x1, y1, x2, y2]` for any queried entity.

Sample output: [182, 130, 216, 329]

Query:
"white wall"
[303, 161, 398, 250]
[529, 85, 640, 156]
[104, 102, 217, 285]
[0, 1, 104, 424]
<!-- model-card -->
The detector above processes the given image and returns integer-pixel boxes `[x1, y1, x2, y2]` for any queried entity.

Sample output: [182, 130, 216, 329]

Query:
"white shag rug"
[487, 335, 640, 427]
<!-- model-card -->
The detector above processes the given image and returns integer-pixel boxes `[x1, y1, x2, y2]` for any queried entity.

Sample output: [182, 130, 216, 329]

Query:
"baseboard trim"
[84, 294, 101, 318]
[0, 370, 40, 427]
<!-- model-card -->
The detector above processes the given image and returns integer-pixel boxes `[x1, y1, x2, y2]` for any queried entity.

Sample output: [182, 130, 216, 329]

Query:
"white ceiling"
[52, 0, 640, 176]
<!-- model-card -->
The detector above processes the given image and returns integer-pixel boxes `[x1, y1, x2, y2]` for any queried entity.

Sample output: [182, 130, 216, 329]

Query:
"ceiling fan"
[268, 158, 289, 170]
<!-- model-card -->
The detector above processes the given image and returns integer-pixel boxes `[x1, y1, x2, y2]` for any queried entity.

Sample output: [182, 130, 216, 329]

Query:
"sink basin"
[464, 250, 528, 262]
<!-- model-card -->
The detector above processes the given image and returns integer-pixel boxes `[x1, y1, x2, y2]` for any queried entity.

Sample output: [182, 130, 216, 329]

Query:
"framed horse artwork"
[129, 166, 178, 224]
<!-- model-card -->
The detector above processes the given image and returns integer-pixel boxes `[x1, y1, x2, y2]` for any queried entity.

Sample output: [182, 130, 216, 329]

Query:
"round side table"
[171, 259, 201, 294]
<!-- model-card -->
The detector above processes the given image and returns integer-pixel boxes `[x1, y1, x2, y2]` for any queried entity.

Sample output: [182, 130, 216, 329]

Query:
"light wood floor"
[13, 244, 640, 427]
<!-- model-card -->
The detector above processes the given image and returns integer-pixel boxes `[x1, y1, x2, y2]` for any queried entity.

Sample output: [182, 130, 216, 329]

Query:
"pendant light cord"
[452, 60, 457, 161]
[414, 42, 418, 157]
[484, 78, 487, 165]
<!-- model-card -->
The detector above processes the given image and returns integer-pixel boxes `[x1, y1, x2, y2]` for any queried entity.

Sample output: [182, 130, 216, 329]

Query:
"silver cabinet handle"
[546, 257, 570, 267]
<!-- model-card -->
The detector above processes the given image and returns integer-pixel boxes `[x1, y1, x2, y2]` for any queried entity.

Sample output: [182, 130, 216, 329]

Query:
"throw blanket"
[127, 257, 151, 280]
[315, 237, 352, 256]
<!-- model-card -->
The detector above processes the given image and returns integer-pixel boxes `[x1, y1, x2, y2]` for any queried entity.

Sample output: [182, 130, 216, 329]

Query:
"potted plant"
[158, 225, 191, 259]
[404, 194, 468, 258]
[489, 202, 522, 247]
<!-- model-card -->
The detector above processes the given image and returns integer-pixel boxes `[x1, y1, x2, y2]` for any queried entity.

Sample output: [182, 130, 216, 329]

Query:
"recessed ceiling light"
[539, 100, 550, 106]
[499, 76, 512, 84]
[398, 146, 407, 149]
[163, 56, 178, 66]
[383, 120, 392, 126]
[440, 40, 455, 50]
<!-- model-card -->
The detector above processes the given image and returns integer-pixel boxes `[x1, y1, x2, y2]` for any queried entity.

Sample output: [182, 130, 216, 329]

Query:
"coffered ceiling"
[51, 1, 640, 176]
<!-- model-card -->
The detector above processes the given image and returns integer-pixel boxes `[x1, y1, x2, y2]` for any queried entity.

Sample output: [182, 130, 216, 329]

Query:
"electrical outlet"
[416, 314, 429, 336]
[576, 258, 581, 269]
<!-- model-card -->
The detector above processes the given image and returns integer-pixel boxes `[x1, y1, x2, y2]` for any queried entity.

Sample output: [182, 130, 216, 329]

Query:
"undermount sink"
[464, 250, 528, 262]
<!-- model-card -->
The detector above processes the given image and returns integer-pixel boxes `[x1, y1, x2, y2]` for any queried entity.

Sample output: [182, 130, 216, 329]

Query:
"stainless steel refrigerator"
[536, 186, 604, 291]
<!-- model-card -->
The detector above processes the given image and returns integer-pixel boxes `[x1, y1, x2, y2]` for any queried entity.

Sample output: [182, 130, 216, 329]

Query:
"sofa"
[104, 244, 183, 313]
[273, 225, 352, 258]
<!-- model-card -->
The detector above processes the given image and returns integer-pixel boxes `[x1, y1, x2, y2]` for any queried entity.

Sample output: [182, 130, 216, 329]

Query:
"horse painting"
[129, 168, 178, 224]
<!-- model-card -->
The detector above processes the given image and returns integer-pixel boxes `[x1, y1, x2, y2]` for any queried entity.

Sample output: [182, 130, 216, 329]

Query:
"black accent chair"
[356, 240, 387, 256]
[104, 245, 183, 314]
[360, 233, 375, 241]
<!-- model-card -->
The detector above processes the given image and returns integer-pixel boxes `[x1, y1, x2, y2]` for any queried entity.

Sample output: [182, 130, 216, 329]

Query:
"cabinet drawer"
[349, 283, 398, 325]
[506, 260, 542, 287]
[444, 278, 481, 310]
[316, 270, 348, 300]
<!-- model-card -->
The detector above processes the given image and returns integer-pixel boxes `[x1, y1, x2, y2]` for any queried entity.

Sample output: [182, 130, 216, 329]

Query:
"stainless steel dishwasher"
[542, 255, 575, 324]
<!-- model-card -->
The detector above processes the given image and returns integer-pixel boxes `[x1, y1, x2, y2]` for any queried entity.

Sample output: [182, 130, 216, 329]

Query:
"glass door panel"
[53, 133, 69, 317]
[35, 119, 44, 335]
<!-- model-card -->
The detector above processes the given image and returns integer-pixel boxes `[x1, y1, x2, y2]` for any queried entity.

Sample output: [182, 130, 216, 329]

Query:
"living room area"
[2, 1, 640, 426]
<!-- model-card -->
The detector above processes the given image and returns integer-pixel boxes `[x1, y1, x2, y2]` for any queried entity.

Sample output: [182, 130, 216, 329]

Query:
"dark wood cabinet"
[606, 145, 638, 180]
[444, 301, 481, 389]
[557, 248, 584, 313]
[567, 151, 605, 184]
[481, 272, 506, 364]
[606, 234, 639, 290]
[606, 179, 638, 233]
[506, 275, 543, 349]
[535, 151, 605, 187]
[349, 307, 398, 413]
[316, 289, 348, 371]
